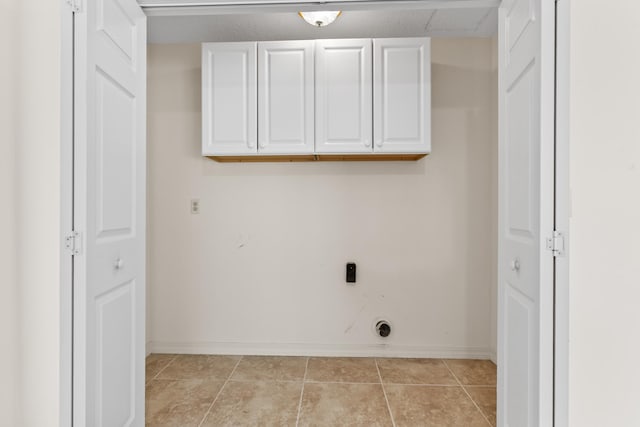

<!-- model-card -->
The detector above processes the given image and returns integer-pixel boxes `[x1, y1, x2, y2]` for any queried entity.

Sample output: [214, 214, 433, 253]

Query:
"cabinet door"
[315, 39, 372, 153]
[373, 38, 431, 154]
[258, 41, 314, 154]
[202, 42, 257, 155]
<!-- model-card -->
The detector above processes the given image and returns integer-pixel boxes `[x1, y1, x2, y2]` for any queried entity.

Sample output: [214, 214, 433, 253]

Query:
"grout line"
[197, 356, 243, 427]
[464, 384, 498, 388]
[370, 382, 460, 387]
[442, 360, 493, 427]
[217, 378, 468, 387]
[302, 380, 457, 386]
[148, 354, 179, 384]
[375, 359, 397, 427]
[226, 378, 304, 384]
[295, 357, 310, 427]
[305, 380, 380, 385]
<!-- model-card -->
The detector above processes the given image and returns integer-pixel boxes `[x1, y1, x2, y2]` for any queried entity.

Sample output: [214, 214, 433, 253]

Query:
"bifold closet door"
[73, 0, 146, 425]
[258, 41, 314, 154]
[498, 0, 556, 425]
[315, 39, 372, 153]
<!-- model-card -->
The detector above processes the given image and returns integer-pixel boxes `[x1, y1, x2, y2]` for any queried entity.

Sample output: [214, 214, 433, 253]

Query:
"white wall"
[0, 1, 20, 425]
[568, 1, 640, 426]
[1, 1, 62, 426]
[147, 38, 498, 358]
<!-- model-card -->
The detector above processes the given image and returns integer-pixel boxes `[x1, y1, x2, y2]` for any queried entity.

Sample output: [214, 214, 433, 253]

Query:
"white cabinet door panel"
[202, 42, 257, 155]
[315, 39, 372, 153]
[373, 38, 430, 154]
[258, 40, 314, 154]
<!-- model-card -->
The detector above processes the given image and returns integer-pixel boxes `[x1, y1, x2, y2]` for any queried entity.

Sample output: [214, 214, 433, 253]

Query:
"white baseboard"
[148, 340, 493, 360]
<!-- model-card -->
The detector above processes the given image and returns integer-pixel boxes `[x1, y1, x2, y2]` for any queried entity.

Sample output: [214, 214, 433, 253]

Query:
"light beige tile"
[466, 386, 496, 426]
[231, 356, 307, 382]
[157, 354, 241, 380]
[200, 380, 302, 426]
[445, 359, 497, 385]
[146, 354, 176, 382]
[385, 385, 489, 427]
[377, 358, 457, 385]
[305, 357, 380, 383]
[298, 383, 392, 427]
[145, 378, 224, 427]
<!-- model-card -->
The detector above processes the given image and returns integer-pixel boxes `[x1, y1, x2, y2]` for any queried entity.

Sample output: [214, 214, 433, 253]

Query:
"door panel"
[315, 39, 372, 153]
[74, 0, 146, 425]
[506, 64, 534, 236]
[373, 38, 430, 154]
[97, 0, 136, 61]
[96, 281, 135, 426]
[498, 0, 555, 426]
[258, 40, 314, 154]
[95, 70, 135, 239]
[504, 288, 532, 427]
[202, 42, 257, 155]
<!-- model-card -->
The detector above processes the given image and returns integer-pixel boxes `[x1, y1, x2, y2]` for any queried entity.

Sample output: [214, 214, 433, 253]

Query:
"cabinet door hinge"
[546, 231, 565, 257]
[65, 231, 82, 256]
[65, 0, 81, 13]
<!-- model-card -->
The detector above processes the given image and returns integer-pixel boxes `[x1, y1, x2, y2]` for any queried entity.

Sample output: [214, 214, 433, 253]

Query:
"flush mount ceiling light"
[298, 11, 342, 27]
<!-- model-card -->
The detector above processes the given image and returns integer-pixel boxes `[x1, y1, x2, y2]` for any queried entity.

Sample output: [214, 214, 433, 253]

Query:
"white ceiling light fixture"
[298, 11, 342, 27]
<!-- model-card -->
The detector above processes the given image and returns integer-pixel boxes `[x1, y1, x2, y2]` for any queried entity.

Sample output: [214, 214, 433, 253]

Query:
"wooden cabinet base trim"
[316, 153, 427, 161]
[207, 155, 316, 162]
[207, 153, 428, 163]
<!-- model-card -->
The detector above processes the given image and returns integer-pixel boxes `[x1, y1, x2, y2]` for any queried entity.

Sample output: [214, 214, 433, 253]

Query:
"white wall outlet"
[191, 199, 200, 214]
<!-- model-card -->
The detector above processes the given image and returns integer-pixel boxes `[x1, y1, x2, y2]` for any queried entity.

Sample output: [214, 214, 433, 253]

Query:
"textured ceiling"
[147, 7, 498, 43]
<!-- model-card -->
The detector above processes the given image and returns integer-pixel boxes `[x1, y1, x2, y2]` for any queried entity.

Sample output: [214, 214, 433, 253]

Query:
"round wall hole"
[375, 320, 391, 338]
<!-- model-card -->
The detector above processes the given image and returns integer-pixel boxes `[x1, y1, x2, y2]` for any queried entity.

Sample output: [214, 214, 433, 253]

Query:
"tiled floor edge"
[147, 343, 494, 360]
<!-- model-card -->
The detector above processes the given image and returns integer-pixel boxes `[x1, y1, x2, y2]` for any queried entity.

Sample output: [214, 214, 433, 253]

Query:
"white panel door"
[373, 38, 431, 154]
[202, 42, 257, 155]
[258, 40, 314, 154]
[73, 0, 146, 425]
[315, 39, 372, 153]
[498, 0, 555, 426]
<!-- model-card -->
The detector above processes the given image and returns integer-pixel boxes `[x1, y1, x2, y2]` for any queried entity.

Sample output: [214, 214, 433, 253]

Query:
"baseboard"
[148, 341, 493, 360]
[146, 341, 153, 357]
[489, 350, 497, 364]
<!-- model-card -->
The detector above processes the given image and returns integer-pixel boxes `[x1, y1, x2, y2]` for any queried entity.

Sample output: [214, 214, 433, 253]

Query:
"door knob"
[114, 258, 124, 270]
[510, 258, 520, 272]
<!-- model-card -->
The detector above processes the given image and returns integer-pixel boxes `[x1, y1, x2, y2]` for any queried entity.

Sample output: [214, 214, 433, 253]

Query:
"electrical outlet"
[346, 263, 356, 283]
[191, 199, 200, 214]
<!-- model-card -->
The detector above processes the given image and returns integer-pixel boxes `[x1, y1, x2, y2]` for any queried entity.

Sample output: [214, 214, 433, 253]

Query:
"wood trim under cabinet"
[317, 154, 427, 161]
[207, 153, 428, 162]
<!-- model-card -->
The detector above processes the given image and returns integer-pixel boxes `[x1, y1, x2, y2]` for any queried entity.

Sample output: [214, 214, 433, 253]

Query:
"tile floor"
[146, 354, 497, 427]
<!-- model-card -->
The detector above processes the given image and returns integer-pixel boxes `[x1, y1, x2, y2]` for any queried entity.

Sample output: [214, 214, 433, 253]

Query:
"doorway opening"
[63, 0, 560, 425]
[146, 5, 498, 425]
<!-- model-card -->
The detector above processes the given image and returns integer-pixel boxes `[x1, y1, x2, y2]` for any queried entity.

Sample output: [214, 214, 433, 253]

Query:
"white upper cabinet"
[202, 37, 431, 160]
[202, 42, 257, 155]
[258, 41, 315, 154]
[373, 38, 431, 154]
[315, 39, 373, 154]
